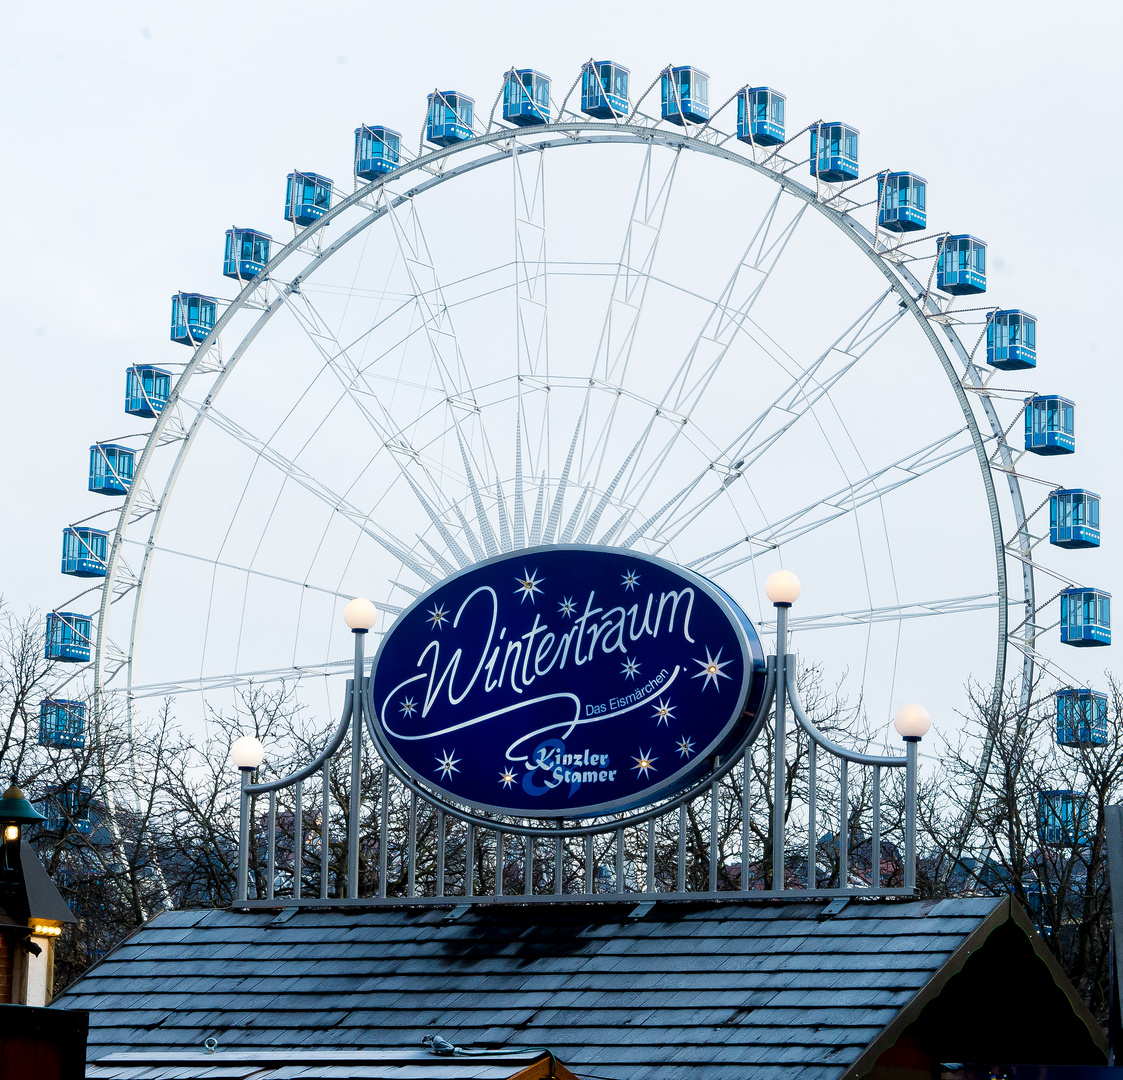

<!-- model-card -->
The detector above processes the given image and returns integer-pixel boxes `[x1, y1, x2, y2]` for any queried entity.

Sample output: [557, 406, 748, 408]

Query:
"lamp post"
[230, 736, 264, 902]
[765, 570, 801, 889]
[343, 598, 377, 900]
[894, 704, 930, 891]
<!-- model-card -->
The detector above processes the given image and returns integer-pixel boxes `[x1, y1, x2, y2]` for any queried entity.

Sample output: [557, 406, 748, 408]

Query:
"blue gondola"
[61, 526, 108, 577]
[39, 699, 86, 750]
[1050, 488, 1100, 548]
[354, 126, 401, 180]
[285, 171, 332, 227]
[1056, 688, 1108, 747]
[45, 612, 91, 663]
[737, 87, 785, 146]
[936, 234, 986, 295]
[810, 122, 859, 183]
[504, 69, 551, 126]
[170, 292, 216, 346]
[1024, 395, 1075, 455]
[581, 60, 629, 119]
[125, 365, 171, 418]
[1060, 587, 1111, 647]
[223, 228, 271, 280]
[41, 783, 92, 834]
[985, 309, 1036, 370]
[1038, 789, 1088, 846]
[89, 443, 134, 495]
[426, 91, 475, 147]
[661, 66, 709, 125]
[877, 172, 927, 232]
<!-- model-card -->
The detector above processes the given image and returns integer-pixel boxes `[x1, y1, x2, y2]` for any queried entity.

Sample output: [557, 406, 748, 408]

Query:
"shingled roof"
[57, 895, 1105, 1080]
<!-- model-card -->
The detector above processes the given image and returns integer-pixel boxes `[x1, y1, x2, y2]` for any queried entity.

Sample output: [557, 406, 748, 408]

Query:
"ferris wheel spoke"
[575, 144, 682, 498]
[119, 537, 400, 611]
[512, 142, 555, 540]
[282, 275, 508, 569]
[613, 291, 904, 550]
[193, 403, 443, 587]
[758, 592, 1000, 634]
[379, 186, 511, 561]
[113, 656, 366, 701]
[687, 428, 973, 575]
[608, 194, 809, 520]
[661, 192, 808, 418]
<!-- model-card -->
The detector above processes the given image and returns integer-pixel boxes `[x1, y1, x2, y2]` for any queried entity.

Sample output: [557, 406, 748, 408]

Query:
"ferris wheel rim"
[86, 118, 1029, 744]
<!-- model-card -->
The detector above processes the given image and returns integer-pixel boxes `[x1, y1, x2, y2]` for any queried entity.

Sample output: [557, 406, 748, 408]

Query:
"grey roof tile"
[59, 897, 998, 1080]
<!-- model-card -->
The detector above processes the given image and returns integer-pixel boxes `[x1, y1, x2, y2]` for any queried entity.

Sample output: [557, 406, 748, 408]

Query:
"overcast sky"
[1, 0, 1120, 739]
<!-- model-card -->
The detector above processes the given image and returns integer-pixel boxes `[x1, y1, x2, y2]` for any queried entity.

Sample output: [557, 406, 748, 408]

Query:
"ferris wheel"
[44, 61, 1105, 797]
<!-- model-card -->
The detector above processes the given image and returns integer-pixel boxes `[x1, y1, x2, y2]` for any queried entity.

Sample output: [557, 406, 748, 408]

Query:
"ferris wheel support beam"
[627, 293, 904, 551]
[618, 192, 809, 519]
[574, 143, 682, 509]
[689, 428, 975, 576]
[91, 122, 1029, 886]
[378, 190, 502, 561]
[272, 289, 483, 567]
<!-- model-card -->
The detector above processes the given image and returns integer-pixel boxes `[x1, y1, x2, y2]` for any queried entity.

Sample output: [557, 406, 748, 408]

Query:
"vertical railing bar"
[266, 791, 276, 901]
[839, 758, 849, 890]
[294, 781, 303, 901]
[615, 826, 625, 895]
[437, 811, 446, 897]
[807, 742, 817, 891]
[465, 821, 475, 898]
[677, 805, 686, 893]
[496, 831, 504, 897]
[872, 764, 881, 889]
[772, 640, 789, 889]
[407, 790, 417, 897]
[646, 819, 655, 893]
[741, 751, 750, 893]
[709, 775, 719, 894]
[320, 766, 330, 900]
[379, 769, 389, 899]
[524, 834, 532, 896]
[554, 823, 563, 896]
[236, 770, 250, 903]
[585, 834, 594, 895]
[905, 738, 918, 890]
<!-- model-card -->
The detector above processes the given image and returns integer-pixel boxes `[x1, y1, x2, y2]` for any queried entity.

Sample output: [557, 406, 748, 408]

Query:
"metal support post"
[771, 604, 789, 889]
[348, 630, 366, 899]
[237, 767, 251, 902]
[904, 736, 918, 890]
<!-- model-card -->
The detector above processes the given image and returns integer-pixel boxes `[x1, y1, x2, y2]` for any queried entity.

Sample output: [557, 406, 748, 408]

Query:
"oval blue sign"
[366, 545, 766, 818]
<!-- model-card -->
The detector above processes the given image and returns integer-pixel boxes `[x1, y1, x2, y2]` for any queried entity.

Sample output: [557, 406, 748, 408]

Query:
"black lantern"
[0, 785, 45, 847]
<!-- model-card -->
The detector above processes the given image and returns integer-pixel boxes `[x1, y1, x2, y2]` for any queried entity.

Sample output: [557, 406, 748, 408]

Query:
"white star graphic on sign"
[621, 569, 640, 592]
[692, 646, 733, 692]
[675, 735, 695, 758]
[498, 768, 518, 789]
[514, 567, 545, 604]
[621, 656, 641, 680]
[652, 698, 675, 727]
[558, 596, 576, 618]
[427, 603, 449, 630]
[631, 748, 658, 779]
[399, 696, 418, 719]
[434, 749, 460, 781]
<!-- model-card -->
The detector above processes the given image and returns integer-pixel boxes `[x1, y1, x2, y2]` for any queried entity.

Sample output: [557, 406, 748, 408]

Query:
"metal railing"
[235, 604, 920, 907]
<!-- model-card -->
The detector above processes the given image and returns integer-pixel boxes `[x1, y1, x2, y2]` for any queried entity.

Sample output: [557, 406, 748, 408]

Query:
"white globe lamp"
[230, 735, 265, 771]
[765, 570, 801, 607]
[893, 704, 931, 741]
[344, 597, 378, 632]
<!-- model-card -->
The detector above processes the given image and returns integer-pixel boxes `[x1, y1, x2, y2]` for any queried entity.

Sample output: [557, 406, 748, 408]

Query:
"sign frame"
[364, 544, 767, 820]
